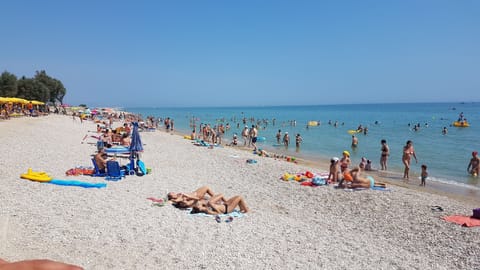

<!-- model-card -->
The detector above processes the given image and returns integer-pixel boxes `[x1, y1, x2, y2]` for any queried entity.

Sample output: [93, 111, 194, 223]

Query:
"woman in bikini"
[380, 139, 389, 170]
[348, 163, 386, 189]
[402, 140, 418, 180]
[340, 150, 351, 173]
[167, 186, 216, 208]
[192, 194, 249, 215]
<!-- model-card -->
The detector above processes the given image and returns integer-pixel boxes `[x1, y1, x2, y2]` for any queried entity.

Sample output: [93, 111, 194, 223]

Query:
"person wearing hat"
[340, 150, 351, 173]
[328, 157, 340, 183]
[467, 151, 480, 176]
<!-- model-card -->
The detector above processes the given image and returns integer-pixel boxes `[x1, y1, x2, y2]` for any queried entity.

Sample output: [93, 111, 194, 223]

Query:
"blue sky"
[1, 0, 479, 107]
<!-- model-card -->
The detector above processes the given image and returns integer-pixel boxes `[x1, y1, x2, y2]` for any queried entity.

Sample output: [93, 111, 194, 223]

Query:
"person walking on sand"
[380, 139, 390, 170]
[402, 140, 417, 180]
[467, 151, 480, 176]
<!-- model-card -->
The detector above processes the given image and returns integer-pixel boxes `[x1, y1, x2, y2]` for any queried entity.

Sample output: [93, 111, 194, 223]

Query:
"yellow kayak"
[452, 121, 470, 127]
[20, 168, 52, 182]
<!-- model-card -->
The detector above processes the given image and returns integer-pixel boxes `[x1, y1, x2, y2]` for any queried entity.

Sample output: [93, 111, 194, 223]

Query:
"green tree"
[0, 71, 18, 97]
[34, 70, 66, 104]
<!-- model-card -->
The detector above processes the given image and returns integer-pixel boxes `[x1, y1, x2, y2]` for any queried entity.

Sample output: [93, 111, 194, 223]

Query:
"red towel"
[443, 215, 480, 227]
[300, 181, 317, 187]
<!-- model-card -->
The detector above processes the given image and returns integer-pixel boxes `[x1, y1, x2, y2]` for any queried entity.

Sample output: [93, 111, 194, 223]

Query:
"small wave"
[420, 175, 480, 191]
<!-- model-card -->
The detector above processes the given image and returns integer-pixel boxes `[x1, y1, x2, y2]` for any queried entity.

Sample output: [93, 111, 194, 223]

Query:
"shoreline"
[169, 128, 480, 206]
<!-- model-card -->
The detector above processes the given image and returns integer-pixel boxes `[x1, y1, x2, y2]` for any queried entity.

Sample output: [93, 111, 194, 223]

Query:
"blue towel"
[49, 179, 107, 188]
[187, 208, 246, 218]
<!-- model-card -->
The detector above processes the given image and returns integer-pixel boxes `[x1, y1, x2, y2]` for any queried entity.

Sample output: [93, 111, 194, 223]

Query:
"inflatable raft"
[452, 121, 470, 127]
[20, 168, 53, 182]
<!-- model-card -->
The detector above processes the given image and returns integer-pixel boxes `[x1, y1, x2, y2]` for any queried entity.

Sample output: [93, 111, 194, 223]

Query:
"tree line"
[0, 70, 66, 105]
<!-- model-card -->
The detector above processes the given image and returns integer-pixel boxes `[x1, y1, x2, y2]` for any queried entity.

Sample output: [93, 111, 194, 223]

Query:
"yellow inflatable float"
[20, 168, 53, 182]
[452, 121, 470, 127]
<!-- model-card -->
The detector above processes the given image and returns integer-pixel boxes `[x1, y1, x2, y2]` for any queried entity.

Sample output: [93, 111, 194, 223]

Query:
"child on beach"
[420, 164, 428, 186]
[328, 157, 340, 183]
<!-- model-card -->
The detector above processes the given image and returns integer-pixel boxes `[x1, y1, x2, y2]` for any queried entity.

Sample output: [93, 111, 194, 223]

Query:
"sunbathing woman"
[167, 186, 215, 208]
[192, 194, 249, 214]
[348, 163, 386, 189]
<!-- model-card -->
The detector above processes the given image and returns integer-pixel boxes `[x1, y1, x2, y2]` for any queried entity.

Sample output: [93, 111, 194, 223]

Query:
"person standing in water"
[283, 132, 290, 148]
[467, 151, 480, 176]
[380, 139, 390, 170]
[295, 133, 303, 151]
[276, 129, 282, 144]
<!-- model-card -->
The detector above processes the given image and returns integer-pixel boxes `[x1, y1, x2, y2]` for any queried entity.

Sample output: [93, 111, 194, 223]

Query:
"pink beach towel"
[442, 215, 480, 227]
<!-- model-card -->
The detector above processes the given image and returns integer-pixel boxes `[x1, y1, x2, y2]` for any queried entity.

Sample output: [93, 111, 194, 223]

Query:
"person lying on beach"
[192, 194, 249, 214]
[0, 258, 82, 270]
[258, 149, 270, 157]
[347, 163, 386, 189]
[167, 186, 215, 208]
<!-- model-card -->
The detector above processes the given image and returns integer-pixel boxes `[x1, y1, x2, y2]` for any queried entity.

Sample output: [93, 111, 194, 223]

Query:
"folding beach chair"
[91, 158, 106, 177]
[105, 160, 125, 181]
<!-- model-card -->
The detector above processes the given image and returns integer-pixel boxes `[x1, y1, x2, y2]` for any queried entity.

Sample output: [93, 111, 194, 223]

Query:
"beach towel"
[187, 208, 246, 218]
[442, 215, 480, 227]
[343, 186, 391, 192]
[48, 179, 107, 188]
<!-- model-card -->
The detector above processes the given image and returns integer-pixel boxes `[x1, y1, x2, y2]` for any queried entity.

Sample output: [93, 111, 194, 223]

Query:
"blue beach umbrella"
[129, 122, 143, 172]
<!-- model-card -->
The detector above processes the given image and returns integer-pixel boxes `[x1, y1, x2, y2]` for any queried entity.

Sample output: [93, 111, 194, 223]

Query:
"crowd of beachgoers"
[1, 108, 479, 269]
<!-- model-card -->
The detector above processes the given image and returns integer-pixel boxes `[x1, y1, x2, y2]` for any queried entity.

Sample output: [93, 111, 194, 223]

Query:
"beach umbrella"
[129, 122, 143, 172]
[129, 122, 143, 153]
[0, 97, 8, 103]
[30, 100, 45, 105]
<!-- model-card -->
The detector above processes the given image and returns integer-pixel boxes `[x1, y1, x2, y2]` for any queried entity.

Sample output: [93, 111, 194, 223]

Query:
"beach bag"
[312, 177, 326, 186]
[473, 208, 480, 219]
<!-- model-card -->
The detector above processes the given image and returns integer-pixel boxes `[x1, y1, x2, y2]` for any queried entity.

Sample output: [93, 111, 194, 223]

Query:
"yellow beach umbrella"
[7, 97, 29, 104]
[30, 100, 45, 105]
[0, 97, 9, 103]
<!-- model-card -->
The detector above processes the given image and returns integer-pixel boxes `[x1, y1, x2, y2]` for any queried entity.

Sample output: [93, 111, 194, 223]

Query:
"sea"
[125, 102, 480, 191]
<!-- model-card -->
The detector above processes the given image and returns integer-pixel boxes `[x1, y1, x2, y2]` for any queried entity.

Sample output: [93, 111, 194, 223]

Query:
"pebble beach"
[1, 114, 479, 269]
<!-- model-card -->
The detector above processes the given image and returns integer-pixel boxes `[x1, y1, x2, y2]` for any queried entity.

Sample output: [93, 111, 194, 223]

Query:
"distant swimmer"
[442, 127, 448, 135]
